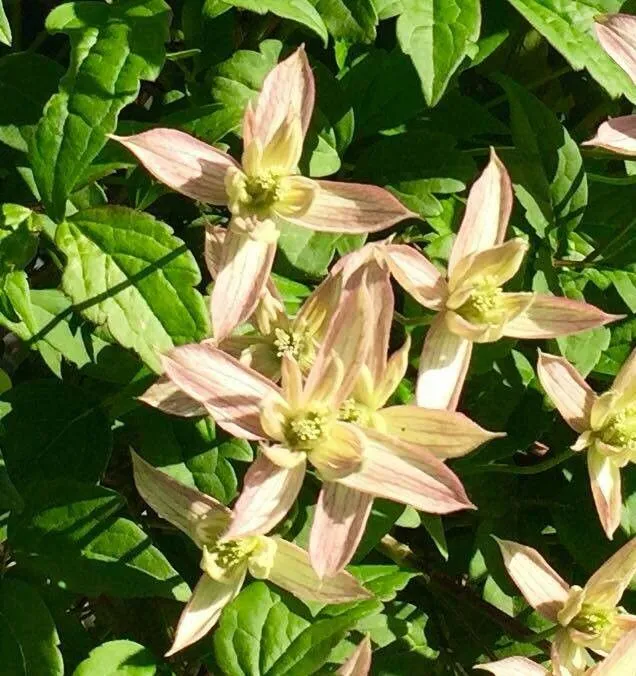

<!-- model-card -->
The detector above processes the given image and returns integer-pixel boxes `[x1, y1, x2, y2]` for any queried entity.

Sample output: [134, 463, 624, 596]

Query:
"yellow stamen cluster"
[338, 398, 370, 427]
[285, 407, 330, 450]
[273, 327, 315, 371]
[458, 276, 505, 325]
[600, 405, 636, 451]
[244, 172, 282, 209]
[205, 537, 257, 575]
[570, 604, 616, 637]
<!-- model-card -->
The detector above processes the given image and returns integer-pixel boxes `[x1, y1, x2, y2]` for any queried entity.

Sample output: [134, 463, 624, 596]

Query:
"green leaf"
[506, 0, 636, 103]
[28, 0, 171, 218]
[350, 565, 419, 602]
[73, 640, 160, 676]
[0, 380, 112, 493]
[315, 0, 378, 43]
[0, 0, 11, 46]
[275, 220, 340, 278]
[225, 0, 328, 44]
[0, 579, 63, 676]
[213, 581, 371, 676]
[0, 204, 39, 274]
[397, 0, 481, 106]
[9, 480, 190, 601]
[56, 206, 209, 372]
[496, 76, 588, 243]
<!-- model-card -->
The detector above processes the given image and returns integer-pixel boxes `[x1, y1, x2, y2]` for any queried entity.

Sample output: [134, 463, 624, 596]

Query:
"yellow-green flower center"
[569, 604, 616, 637]
[457, 276, 505, 325]
[285, 406, 331, 451]
[244, 172, 281, 210]
[202, 536, 258, 581]
[273, 327, 315, 371]
[600, 405, 636, 451]
[338, 398, 371, 427]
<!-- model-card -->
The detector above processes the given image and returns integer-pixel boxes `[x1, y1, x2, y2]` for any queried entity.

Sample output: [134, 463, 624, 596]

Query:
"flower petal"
[584, 533, 636, 608]
[131, 452, 231, 546]
[613, 346, 636, 404]
[416, 316, 473, 411]
[223, 454, 305, 540]
[495, 539, 570, 622]
[165, 571, 245, 656]
[266, 537, 372, 603]
[365, 260, 395, 383]
[310, 422, 365, 481]
[161, 343, 282, 440]
[588, 447, 623, 541]
[309, 483, 374, 578]
[204, 223, 226, 278]
[289, 180, 415, 233]
[211, 230, 277, 342]
[551, 628, 590, 676]
[378, 406, 503, 459]
[111, 129, 238, 204]
[338, 430, 474, 514]
[244, 46, 315, 148]
[383, 244, 447, 311]
[504, 295, 623, 339]
[595, 14, 636, 85]
[448, 149, 513, 277]
[337, 636, 373, 676]
[373, 335, 411, 408]
[537, 351, 596, 433]
[593, 628, 636, 675]
[475, 657, 548, 676]
[583, 116, 636, 155]
[139, 376, 207, 418]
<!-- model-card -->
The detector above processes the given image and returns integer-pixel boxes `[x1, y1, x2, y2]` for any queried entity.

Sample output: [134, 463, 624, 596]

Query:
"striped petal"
[584, 116, 636, 155]
[365, 260, 395, 383]
[289, 180, 415, 233]
[448, 149, 513, 277]
[139, 376, 206, 418]
[588, 450, 623, 541]
[338, 637, 373, 676]
[595, 14, 636, 85]
[211, 230, 277, 342]
[496, 539, 570, 622]
[584, 535, 636, 609]
[613, 346, 636, 404]
[551, 629, 590, 676]
[111, 129, 237, 204]
[266, 537, 372, 603]
[537, 351, 596, 433]
[309, 483, 373, 577]
[475, 657, 548, 676]
[223, 454, 305, 540]
[504, 295, 623, 339]
[161, 343, 282, 440]
[592, 628, 636, 675]
[416, 316, 473, 411]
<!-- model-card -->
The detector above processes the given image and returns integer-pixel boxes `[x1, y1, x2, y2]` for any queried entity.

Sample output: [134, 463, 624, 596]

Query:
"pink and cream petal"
[337, 636, 373, 676]
[266, 537, 372, 603]
[310, 422, 365, 481]
[416, 316, 473, 411]
[475, 657, 548, 676]
[584, 116, 636, 155]
[383, 244, 447, 311]
[139, 376, 207, 418]
[165, 571, 245, 656]
[131, 452, 231, 546]
[111, 129, 238, 204]
[309, 483, 373, 578]
[587, 450, 623, 541]
[583, 534, 636, 608]
[592, 628, 636, 675]
[537, 352, 596, 433]
[161, 343, 282, 440]
[378, 405, 503, 459]
[245, 46, 315, 148]
[373, 336, 411, 408]
[495, 539, 570, 622]
[289, 180, 415, 233]
[448, 149, 513, 277]
[551, 629, 590, 676]
[613, 346, 636, 403]
[211, 230, 277, 342]
[364, 260, 395, 383]
[595, 14, 636, 86]
[222, 454, 305, 540]
[503, 295, 623, 339]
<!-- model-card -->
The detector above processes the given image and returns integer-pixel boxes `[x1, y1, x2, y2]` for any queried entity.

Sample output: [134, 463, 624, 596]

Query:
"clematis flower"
[131, 453, 370, 655]
[475, 628, 636, 674]
[152, 274, 476, 578]
[111, 46, 414, 342]
[335, 151, 620, 410]
[537, 349, 636, 538]
[337, 636, 372, 676]
[495, 538, 636, 676]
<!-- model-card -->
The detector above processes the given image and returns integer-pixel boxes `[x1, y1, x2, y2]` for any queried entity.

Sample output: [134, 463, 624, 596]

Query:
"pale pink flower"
[537, 349, 636, 539]
[336, 151, 621, 411]
[112, 47, 414, 342]
[494, 538, 636, 676]
[131, 453, 370, 655]
[338, 636, 372, 676]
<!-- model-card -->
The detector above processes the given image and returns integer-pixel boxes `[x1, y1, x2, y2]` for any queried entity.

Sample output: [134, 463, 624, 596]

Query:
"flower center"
[273, 327, 315, 371]
[202, 537, 258, 581]
[338, 398, 371, 426]
[244, 172, 281, 210]
[457, 276, 505, 325]
[569, 604, 616, 638]
[600, 405, 636, 451]
[285, 406, 331, 451]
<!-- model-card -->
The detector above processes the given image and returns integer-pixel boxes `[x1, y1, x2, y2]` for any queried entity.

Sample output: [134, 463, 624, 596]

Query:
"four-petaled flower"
[496, 538, 636, 676]
[112, 46, 414, 342]
[131, 453, 370, 655]
[537, 348, 636, 538]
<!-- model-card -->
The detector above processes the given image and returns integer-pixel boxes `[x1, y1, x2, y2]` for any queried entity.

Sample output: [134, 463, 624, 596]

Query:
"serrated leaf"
[397, 0, 481, 107]
[0, 380, 112, 493]
[0, 579, 63, 676]
[315, 0, 378, 44]
[28, 0, 171, 218]
[73, 640, 160, 676]
[56, 206, 209, 372]
[9, 480, 190, 601]
[506, 0, 636, 103]
[0, 0, 11, 46]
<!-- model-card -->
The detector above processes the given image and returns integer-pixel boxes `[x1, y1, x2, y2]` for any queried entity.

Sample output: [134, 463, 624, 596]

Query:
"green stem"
[462, 449, 577, 476]
[485, 65, 572, 110]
